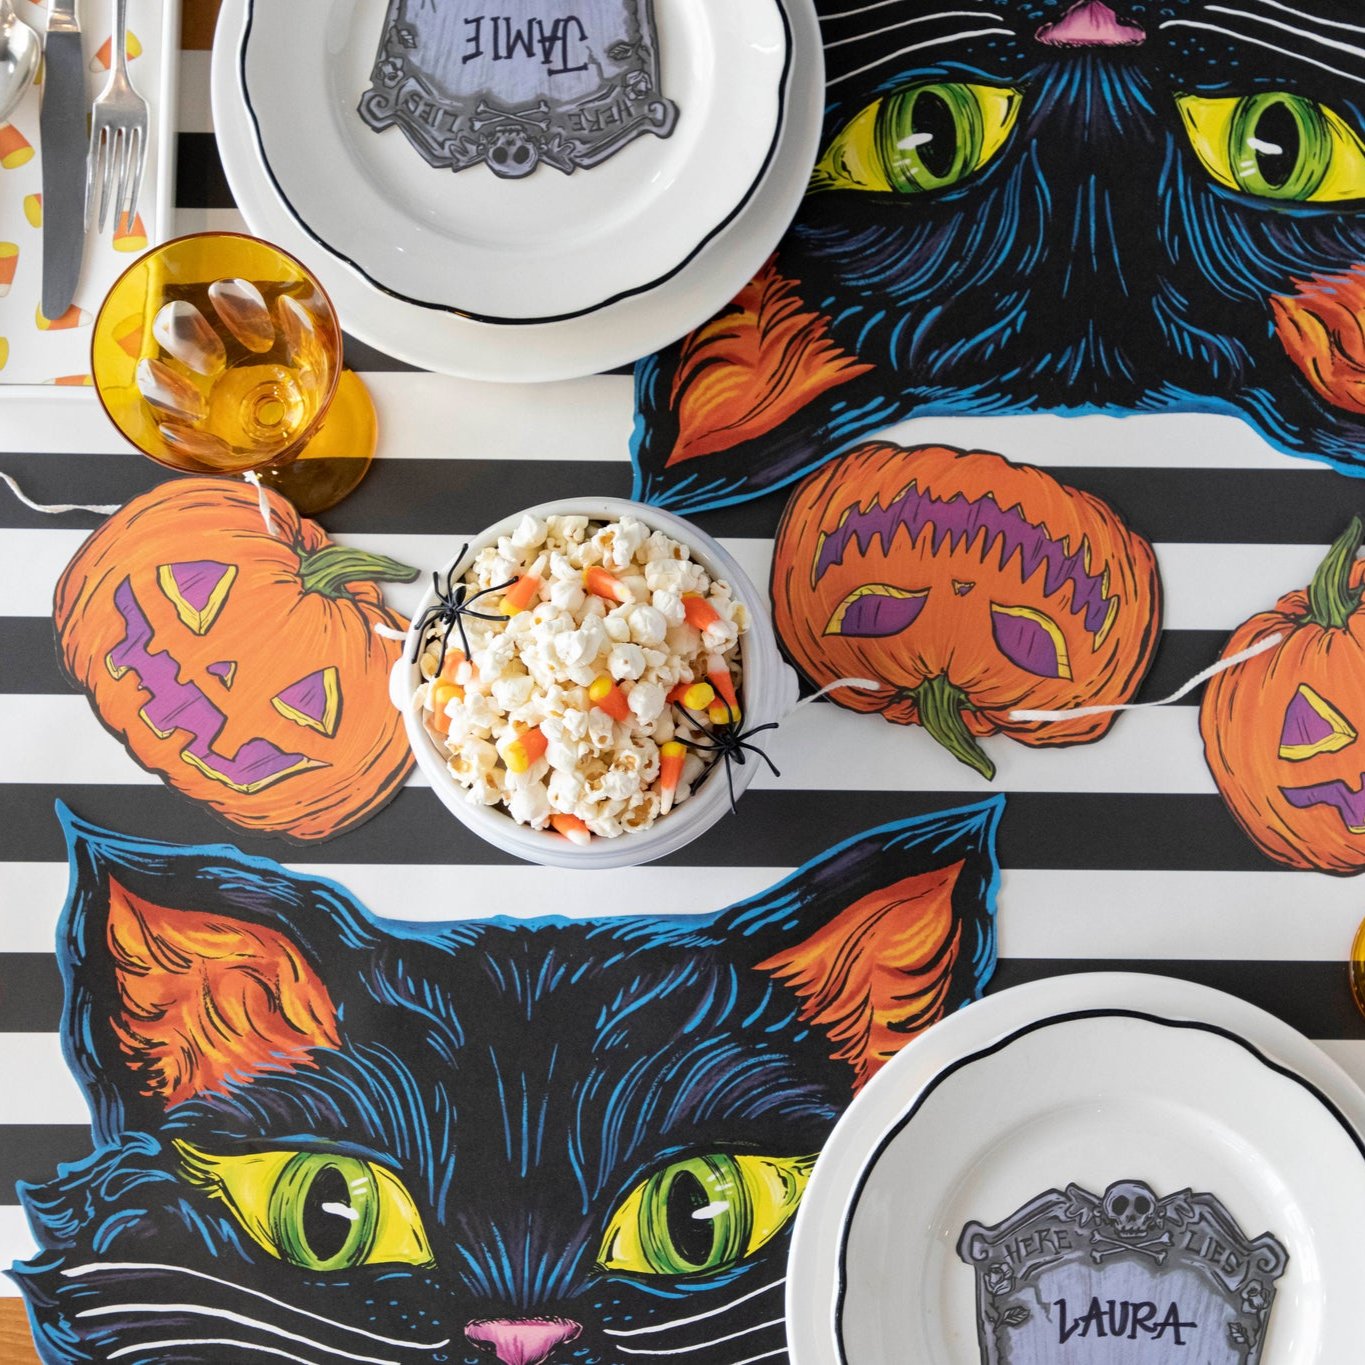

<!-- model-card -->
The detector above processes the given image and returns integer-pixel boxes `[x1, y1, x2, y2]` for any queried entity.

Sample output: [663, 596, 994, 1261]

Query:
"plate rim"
[238, 0, 793, 326]
[787, 971, 1365, 1365]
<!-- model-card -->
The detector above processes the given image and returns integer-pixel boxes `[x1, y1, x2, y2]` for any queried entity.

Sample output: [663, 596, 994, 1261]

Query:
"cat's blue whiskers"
[827, 28, 1017, 87]
[78, 1301, 401, 1365]
[1159, 20, 1365, 85]
[1229, 0, 1365, 40]
[615, 1316, 786, 1355]
[602, 1277, 785, 1336]
[61, 1262, 451, 1351]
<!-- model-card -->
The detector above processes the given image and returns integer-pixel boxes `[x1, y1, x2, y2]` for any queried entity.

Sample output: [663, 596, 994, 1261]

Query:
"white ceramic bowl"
[390, 497, 798, 868]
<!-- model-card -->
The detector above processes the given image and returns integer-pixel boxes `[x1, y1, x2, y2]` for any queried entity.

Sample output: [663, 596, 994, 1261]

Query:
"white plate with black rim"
[786, 973, 1365, 1365]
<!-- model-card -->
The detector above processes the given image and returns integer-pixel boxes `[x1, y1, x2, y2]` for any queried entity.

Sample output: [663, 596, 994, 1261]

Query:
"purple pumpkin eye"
[272, 666, 342, 738]
[157, 560, 237, 635]
[990, 604, 1072, 679]
[825, 585, 928, 637]
[1278, 684, 1356, 761]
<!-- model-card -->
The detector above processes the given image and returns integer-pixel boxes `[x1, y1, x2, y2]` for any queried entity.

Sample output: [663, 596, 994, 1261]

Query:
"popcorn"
[417, 516, 747, 841]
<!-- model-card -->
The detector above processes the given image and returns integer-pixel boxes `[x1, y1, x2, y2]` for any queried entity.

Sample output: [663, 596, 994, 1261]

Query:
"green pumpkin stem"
[1305, 517, 1364, 630]
[911, 674, 996, 782]
[298, 545, 420, 599]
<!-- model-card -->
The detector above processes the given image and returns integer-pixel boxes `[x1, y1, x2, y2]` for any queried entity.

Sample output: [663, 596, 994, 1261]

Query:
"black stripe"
[0, 784, 1291, 870]
[176, 132, 235, 209]
[0, 617, 1229, 705]
[1, 455, 1359, 543]
[2, 1126, 91, 1193]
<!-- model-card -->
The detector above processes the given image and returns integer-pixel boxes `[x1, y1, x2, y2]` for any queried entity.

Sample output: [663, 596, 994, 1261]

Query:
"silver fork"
[86, 0, 149, 234]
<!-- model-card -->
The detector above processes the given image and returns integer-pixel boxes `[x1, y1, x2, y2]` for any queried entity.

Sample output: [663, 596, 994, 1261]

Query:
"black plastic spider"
[412, 547, 516, 677]
[671, 700, 781, 815]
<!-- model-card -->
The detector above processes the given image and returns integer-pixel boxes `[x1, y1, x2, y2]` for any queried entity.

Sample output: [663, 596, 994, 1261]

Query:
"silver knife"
[40, 0, 86, 321]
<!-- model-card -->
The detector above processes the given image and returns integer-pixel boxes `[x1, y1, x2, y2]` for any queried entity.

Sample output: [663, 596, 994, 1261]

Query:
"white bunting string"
[241, 470, 276, 536]
[1009, 633, 1285, 722]
[0, 471, 119, 516]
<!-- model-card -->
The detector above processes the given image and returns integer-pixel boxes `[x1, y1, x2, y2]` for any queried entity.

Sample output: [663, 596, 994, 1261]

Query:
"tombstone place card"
[957, 1180, 1289, 1363]
[357, 0, 680, 178]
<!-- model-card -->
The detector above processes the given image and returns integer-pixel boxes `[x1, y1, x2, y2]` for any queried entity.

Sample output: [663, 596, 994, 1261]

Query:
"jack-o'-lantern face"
[106, 565, 342, 793]
[1201, 519, 1365, 873]
[54, 479, 418, 841]
[772, 444, 1161, 779]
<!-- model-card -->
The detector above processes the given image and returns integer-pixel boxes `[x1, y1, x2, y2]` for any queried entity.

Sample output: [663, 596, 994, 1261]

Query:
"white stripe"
[171, 205, 250, 237]
[828, 29, 1016, 86]
[1206, 5, 1365, 60]
[0, 1036, 86, 1124]
[1159, 20, 1365, 86]
[177, 50, 213, 134]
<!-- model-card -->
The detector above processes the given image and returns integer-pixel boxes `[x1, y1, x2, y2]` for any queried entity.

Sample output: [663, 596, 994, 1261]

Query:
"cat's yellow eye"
[1177, 93, 1365, 202]
[176, 1141, 434, 1271]
[599, 1153, 815, 1277]
[810, 82, 1021, 195]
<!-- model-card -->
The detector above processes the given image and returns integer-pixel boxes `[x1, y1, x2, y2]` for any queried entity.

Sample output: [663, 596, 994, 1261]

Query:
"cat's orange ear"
[104, 877, 341, 1107]
[755, 862, 967, 1093]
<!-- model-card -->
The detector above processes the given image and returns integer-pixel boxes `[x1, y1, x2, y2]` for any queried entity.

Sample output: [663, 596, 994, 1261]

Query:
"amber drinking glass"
[91, 232, 375, 512]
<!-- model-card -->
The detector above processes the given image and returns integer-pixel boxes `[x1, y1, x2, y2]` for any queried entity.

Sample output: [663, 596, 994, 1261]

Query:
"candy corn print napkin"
[0, 0, 170, 385]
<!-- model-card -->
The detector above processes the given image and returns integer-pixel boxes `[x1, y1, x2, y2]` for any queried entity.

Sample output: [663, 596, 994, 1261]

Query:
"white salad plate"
[787, 973, 1365, 1365]
[241, 0, 787, 323]
[212, 0, 823, 380]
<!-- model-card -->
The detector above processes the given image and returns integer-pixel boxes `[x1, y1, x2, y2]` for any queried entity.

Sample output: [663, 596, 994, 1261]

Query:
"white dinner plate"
[241, 0, 788, 323]
[212, 0, 823, 380]
[787, 973, 1365, 1365]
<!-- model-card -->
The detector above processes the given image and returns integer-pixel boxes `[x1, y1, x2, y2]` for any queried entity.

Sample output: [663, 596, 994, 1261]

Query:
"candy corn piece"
[23, 194, 40, 227]
[90, 29, 143, 72]
[112, 211, 147, 252]
[682, 594, 721, 630]
[111, 312, 143, 358]
[50, 374, 92, 386]
[708, 701, 736, 727]
[430, 678, 463, 712]
[584, 565, 629, 603]
[659, 741, 687, 815]
[666, 681, 691, 704]
[499, 574, 543, 616]
[502, 725, 548, 774]
[679, 681, 715, 713]
[0, 124, 34, 169]
[0, 338, 8, 372]
[36, 303, 90, 330]
[588, 674, 631, 722]
[551, 813, 591, 846]
[438, 648, 471, 684]
[0, 243, 17, 297]
[707, 653, 740, 722]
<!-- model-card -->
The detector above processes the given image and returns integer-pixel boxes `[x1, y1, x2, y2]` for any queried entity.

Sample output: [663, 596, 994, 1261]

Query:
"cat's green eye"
[599, 1153, 815, 1277]
[176, 1141, 434, 1271]
[810, 82, 1021, 196]
[1178, 93, 1365, 202]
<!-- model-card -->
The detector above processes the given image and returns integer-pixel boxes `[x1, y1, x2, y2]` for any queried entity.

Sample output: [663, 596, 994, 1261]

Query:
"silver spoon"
[0, 0, 41, 125]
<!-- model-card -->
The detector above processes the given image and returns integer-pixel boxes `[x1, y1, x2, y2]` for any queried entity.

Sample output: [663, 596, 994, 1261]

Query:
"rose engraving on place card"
[957, 1180, 1288, 1363]
[357, 0, 679, 178]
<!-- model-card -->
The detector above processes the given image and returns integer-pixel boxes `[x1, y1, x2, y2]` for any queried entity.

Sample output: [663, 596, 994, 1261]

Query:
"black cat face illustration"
[10, 801, 1001, 1365]
[632, 0, 1365, 512]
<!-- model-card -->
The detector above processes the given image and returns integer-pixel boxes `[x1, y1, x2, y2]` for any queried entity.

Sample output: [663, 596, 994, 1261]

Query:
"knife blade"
[40, 0, 86, 321]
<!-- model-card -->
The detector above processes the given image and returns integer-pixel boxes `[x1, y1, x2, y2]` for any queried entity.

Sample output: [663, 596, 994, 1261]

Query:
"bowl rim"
[394, 496, 795, 868]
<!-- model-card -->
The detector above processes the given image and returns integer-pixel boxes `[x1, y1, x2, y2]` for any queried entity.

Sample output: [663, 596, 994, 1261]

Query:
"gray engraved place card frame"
[958, 1181, 1289, 1363]
[358, 0, 679, 178]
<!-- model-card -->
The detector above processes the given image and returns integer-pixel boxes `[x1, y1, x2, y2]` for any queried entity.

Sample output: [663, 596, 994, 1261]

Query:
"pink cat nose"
[1036, 0, 1146, 46]
[465, 1318, 582, 1365]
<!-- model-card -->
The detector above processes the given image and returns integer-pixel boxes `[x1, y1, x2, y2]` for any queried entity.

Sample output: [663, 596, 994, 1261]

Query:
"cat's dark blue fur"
[10, 799, 1001, 1365]
[632, 0, 1365, 512]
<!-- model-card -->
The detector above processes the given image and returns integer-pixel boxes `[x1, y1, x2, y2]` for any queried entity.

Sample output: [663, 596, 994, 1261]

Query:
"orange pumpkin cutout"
[54, 479, 419, 841]
[1201, 518, 1365, 874]
[772, 443, 1162, 779]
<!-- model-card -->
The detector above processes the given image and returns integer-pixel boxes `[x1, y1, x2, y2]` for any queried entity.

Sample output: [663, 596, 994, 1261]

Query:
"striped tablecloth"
[3, 2, 1365, 1359]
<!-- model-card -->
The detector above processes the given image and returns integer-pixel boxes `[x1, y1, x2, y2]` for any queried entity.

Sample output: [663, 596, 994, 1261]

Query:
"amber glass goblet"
[91, 232, 375, 513]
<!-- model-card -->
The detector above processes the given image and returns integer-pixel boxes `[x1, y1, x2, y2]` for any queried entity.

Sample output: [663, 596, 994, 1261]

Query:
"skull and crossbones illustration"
[1066, 1180, 1195, 1266]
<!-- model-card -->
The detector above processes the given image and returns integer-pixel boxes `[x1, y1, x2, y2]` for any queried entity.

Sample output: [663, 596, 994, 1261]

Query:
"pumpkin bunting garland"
[53, 479, 420, 842]
[771, 443, 1162, 779]
[1200, 517, 1365, 874]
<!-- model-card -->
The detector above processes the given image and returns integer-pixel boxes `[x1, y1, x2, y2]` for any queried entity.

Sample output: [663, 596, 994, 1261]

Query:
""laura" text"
[1055, 1297, 1198, 1345]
